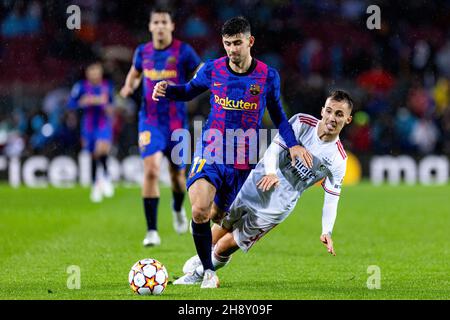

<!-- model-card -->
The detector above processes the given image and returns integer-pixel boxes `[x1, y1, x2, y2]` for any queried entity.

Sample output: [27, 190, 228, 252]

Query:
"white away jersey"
[231, 113, 347, 224]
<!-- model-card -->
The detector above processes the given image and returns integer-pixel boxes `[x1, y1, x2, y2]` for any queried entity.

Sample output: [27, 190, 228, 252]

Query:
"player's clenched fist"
[257, 174, 280, 192]
[119, 85, 134, 98]
[152, 81, 168, 101]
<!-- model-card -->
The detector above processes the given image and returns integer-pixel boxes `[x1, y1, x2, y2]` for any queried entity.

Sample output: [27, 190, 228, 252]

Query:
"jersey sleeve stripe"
[336, 140, 347, 159]
[299, 115, 318, 122]
[274, 140, 289, 150]
[321, 180, 341, 196]
[299, 117, 318, 126]
[299, 114, 319, 122]
[299, 117, 318, 123]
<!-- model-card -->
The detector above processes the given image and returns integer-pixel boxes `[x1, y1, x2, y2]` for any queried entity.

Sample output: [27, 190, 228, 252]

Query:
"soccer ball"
[128, 258, 169, 295]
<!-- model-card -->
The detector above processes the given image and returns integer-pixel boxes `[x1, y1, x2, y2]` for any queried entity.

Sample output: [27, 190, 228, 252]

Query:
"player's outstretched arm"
[120, 66, 141, 98]
[157, 62, 211, 102]
[151, 79, 208, 102]
[320, 188, 340, 256]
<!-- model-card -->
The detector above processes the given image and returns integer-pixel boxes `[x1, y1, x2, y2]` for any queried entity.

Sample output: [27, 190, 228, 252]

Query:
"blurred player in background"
[176, 90, 353, 284]
[68, 61, 115, 203]
[153, 16, 306, 288]
[120, 7, 202, 246]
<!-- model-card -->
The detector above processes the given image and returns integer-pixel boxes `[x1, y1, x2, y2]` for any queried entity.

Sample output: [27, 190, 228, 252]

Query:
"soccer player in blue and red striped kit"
[120, 7, 202, 247]
[153, 16, 309, 288]
[68, 61, 115, 203]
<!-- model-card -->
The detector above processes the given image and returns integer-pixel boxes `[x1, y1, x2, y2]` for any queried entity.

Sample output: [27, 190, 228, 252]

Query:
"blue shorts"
[81, 125, 112, 153]
[138, 119, 187, 170]
[186, 161, 251, 212]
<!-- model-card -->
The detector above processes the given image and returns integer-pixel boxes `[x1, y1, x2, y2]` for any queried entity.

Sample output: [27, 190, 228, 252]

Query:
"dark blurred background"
[0, 0, 449, 162]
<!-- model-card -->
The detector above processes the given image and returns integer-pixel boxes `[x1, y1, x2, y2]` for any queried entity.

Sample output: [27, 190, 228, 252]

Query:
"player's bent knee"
[191, 205, 211, 223]
[95, 141, 111, 155]
[144, 167, 160, 182]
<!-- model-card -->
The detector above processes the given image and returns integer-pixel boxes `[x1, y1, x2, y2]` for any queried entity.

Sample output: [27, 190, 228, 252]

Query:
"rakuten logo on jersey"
[214, 95, 258, 111]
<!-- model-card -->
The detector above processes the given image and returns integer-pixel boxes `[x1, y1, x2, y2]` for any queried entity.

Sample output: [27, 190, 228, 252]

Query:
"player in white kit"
[174, 90, 353, 285]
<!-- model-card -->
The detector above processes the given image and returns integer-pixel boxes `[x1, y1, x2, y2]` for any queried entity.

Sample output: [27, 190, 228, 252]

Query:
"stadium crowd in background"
[1, 0, 450, 159]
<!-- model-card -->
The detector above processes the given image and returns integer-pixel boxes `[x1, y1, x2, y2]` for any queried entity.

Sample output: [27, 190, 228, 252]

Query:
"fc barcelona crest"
[166, 56, 177, 65]
[249, 84, 261, 95]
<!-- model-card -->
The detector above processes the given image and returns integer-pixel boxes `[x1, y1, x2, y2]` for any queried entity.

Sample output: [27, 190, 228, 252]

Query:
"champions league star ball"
[129, 258, 169, 295]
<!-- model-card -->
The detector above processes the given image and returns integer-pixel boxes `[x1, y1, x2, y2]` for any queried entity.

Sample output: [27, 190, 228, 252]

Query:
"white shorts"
[221, 197, 278, 253]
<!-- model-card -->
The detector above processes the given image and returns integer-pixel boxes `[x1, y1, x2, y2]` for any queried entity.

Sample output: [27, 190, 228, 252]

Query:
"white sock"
[195, 250, 231, 276]
[212, 250, 231, 270]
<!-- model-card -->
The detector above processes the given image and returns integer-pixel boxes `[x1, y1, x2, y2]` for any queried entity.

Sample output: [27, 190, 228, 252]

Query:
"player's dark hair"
[84, 58, 102, 71]
[221, 16, 251, 37]
[328, 90, 354, 111]
[150, 6, 174, 21]
[86, 59, 102, 67]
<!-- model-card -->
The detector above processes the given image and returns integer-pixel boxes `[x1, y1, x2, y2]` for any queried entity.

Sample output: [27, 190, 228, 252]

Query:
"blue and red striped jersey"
[68, 79, 114, 133]
[166, 56, 298, 169]
[133, 39, 202, 131]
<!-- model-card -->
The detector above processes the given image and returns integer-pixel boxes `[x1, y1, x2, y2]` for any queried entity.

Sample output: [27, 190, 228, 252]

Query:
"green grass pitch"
[0, 183, 448, 300]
